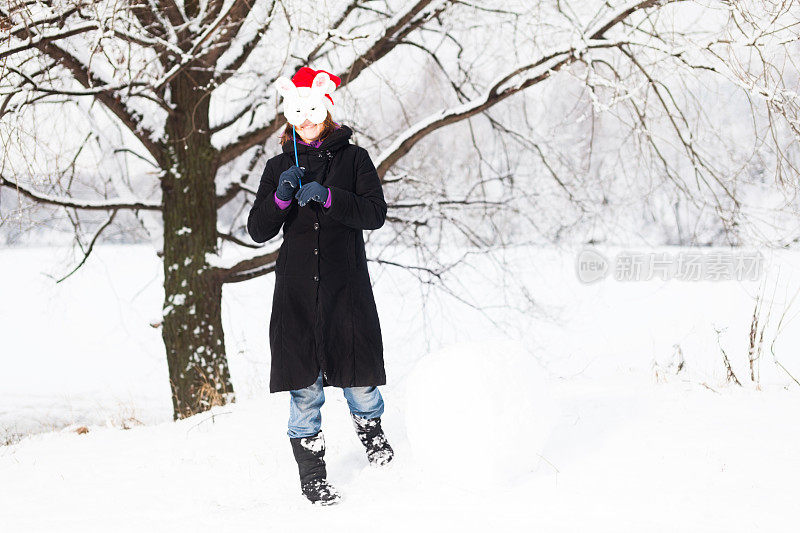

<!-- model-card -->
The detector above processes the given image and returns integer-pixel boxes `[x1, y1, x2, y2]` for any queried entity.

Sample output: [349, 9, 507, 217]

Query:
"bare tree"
[1, 0, 798, 419]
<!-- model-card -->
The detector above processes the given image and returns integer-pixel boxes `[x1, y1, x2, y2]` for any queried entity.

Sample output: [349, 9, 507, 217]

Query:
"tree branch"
[0, 22, 100, 60]
[373, 0, 677, 177]
[211, 0, 279, 87]
[1, 4, 165, 162]
[216, 248, 279, 283]
[1, 175, 162, 211]
[373, 42, 598, 177]
[203, 0, 271, 71]
[218, 231, 261, 249]
[55, 209, 119, 283]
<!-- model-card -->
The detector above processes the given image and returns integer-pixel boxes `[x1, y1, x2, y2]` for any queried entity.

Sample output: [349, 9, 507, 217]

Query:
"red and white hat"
[274, 67, 342, 126]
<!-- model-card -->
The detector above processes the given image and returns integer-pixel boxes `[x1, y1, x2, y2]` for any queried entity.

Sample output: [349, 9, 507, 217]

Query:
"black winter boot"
[289, 431, 341, 506]
[351, 414, 394, 466]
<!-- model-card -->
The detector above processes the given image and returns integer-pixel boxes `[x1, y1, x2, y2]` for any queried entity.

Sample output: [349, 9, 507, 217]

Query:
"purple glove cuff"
[274, 191, 291, 210]
[275, 188, 330, 209]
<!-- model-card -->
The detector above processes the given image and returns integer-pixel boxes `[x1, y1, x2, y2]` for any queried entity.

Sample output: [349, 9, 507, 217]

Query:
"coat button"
[313, 248, 319, 255]
[313, 222, 319, 230]
[313, 275, 319, 281]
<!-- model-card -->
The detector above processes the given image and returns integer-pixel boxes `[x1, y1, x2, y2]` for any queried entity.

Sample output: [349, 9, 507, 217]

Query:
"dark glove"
[276, 166, 304, 201]
[295, 181, 329, 207]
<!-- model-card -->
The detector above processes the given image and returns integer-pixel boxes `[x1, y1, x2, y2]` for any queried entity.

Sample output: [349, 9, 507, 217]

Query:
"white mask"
[274, 71, 336, 126]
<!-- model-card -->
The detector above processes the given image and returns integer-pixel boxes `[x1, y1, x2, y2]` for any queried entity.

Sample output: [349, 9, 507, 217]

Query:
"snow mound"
[404, 339, 558, 487]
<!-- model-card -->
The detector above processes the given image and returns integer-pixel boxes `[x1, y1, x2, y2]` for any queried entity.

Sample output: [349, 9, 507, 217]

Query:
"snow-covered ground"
[2, 243, 799, 532]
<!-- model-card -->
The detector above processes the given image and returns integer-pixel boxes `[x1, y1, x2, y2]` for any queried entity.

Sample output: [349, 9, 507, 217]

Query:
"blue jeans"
[288, 371, 385, 438]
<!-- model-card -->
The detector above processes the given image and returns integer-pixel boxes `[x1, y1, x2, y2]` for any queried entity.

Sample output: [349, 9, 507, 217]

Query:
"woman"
[247, 67, 393, 506]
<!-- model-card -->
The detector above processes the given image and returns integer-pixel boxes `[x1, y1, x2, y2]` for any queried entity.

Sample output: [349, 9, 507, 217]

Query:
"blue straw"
[292, 128, 302, 188]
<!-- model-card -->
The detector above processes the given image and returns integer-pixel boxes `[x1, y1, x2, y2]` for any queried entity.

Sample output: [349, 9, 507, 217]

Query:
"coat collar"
[282, 124, 353, 156]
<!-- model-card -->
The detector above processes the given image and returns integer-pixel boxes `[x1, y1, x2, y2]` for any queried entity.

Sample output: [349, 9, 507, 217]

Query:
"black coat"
[247, 124, 388, 393]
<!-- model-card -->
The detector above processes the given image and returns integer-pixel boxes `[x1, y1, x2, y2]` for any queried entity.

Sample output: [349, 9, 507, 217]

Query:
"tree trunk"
[160, 70, 234, 420]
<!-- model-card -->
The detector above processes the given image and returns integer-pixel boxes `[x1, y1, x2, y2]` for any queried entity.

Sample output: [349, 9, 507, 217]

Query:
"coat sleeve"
[322, 147, 387, 230]
[247, 160, 291, 243]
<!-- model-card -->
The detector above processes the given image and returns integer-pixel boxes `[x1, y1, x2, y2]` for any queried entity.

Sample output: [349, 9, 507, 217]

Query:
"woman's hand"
[295, 181, 329, 207]
[276, 166, 304, 201]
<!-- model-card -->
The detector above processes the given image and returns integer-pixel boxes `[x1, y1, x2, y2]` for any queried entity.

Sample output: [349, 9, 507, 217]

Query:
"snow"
[405, 339, 557, 487]
[1, 243, 800, 531]
[300, 433, 325, 453]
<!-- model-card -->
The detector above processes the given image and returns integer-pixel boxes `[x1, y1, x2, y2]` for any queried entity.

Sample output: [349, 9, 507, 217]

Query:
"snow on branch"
[374, 39, 625, 177]
[337, 0, 454, 85]
[211, 1, 279, 87]
[1, 4, 165, 161]
[5, 65, 151, 96]
[201, 0, 268, 71]
[371, 0, 685, 177]
[0, 22, 101, 60]
[585, 0, 668, 38]
[151, 0, 252, 91]
[0, 175, 162, 211]
[209, 246, 279, 284]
